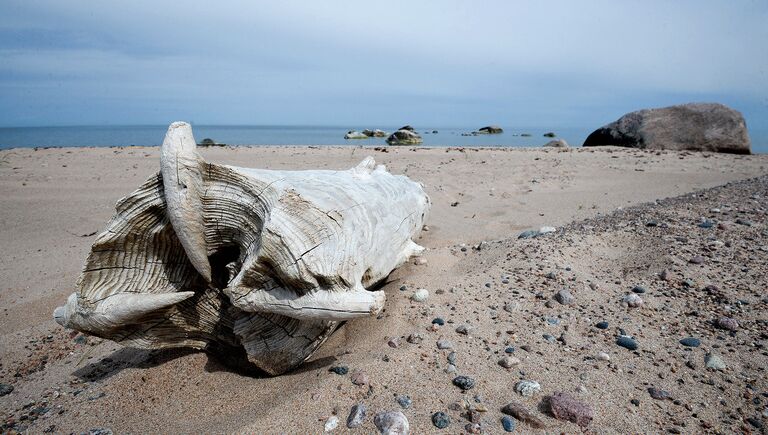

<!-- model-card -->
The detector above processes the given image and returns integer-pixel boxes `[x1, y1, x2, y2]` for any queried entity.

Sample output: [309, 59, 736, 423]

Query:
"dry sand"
[0, 145, 766, 433]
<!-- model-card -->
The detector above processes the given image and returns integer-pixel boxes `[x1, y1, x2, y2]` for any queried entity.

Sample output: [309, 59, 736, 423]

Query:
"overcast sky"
[1, 0, 766, 129]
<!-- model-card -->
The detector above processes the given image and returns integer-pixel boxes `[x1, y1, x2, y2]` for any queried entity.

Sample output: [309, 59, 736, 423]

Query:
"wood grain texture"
[53, 122, 430, 375]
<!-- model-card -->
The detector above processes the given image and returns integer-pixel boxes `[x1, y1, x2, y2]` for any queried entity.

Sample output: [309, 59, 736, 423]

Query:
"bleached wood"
[53, 122, 430, 375]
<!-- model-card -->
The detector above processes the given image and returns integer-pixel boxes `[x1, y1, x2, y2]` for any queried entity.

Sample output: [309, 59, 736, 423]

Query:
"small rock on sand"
[498, 356, 521, 368]
[411, 289, 429, 302]
[324, 415, 339, 432]
[555, 289, 574, 305]
[501, 401, 546, 429]
[374, 411, 409, 435]
[453, 376, 476, 390]
[346, 404, 366, 428]
[515, 380, 541, 397]
[548, 391, 594, 428]
[705, 353, 726, 370]
[431, 412, 451, 429]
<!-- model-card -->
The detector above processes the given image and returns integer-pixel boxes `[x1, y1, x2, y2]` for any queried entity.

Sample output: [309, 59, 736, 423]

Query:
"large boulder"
[363, 129, 387, 138]
[477, 125, 503, 134]
[386, 129, 422, 145]
[543, 139, 569, 148]
[398, 125, 415, 132]
[583, 103, 751, 154]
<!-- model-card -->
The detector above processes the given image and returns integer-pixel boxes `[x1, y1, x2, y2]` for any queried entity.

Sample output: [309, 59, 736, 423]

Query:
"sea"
[0, 125, 766, 152]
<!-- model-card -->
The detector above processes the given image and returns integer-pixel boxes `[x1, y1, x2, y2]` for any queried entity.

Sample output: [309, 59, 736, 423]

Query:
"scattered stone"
[648, 387, 672, 400]
[548, 391, 594, 428]
[346, 404, 366, 428]
[597, 352, 610, 361]
[413, 257, 427, 265]
[447, 352, 457, 365]
[453, 376, 476, 390]
[543, 139, 569, 148]
[735, 218, 753, 226]
[437, 339, 454, 350]
[715, 316, 739, 331]
[595, 321, 609, 329]
[351, 371, 369, 386]
[411, 289, 429, 302]
[630, 399, 640, 406]
[631, 285, 647, 294]
[501, 415, 516, 432]
[704, 353, 726, 370]
[501, 401, 546, 429]
[616, 336, 639, 351]
[498, 356, 521, 368]
[432, 317, 445, 326]
[329, 366, 349, 375]
[374, 411, 409, 434]
[386, 129, 422, 146]
[455, 324, 473, 335]
[88, 429, 113, 435]
[431, 412, 451, 429]
[689, 255, 705, 264]
[395, 395, 412, 409]
[388, 337, 401, 348]
[622, 293, 644, 308]
[518, 230, 539, 239]
[746, 417, 763, 429]
[324, 415, 339, 432]
[0, 383, 13, 397]
[478, 125, 503, 134]
[539, 226, 556, 234]
[406, 333, 423, 344]
[514, 380, 541, 397]
[555, 289, 574, 305]
[679, 337, 701, 347]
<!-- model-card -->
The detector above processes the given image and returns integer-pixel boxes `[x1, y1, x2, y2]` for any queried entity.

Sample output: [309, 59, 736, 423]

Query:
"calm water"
[0, 125, 593, 150]
[0, 125, 765, 152]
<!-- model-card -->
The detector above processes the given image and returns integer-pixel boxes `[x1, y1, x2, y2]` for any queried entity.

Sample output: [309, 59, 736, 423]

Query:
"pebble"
[324, 415, 339, 432]
[504, 346, 515, 354]
[399, 285, 408, 291]
[715, 316, 739, 331]
[514, 380, 541, 397]
[453, 376, 476, 390]
[350, 371, 369, 386]
[501, 416, 516, 432]
[622, 293, 644, 308]
[346, 404, 366, 428]
[549, 391, 594, 428]
[413, 257, 427, 265]
[704, 353, 726, 370]
[395, 395, 412, 409]
[501, 401, 546, 429]
[374, 411, 409, 435]
[698, 220, 715, 229]
[735, 218, 753, 226]
[595, 321, 609, 330]
[597, 352, 610, 361]
[539, 226, 556, 234]
[431, 412, 450, 429]
[631, 285, 647, 294]
[388, 337, 401, 348]
[406, 333, 423, 344]
[679, 337, 701, 347]
[88, 430, 113, 435]
[0, 383, 13, 397]
[431, 317, 445, 326]
[543, 334, 556, 343]
[498, 356, 521, 368]
[616, 336, 639, 351]
[630, 399, 640, 406]
[411, 289, 429, 302]
[648, 387, 672, 400]
[555, 289, 574, 305]
[437, 339, 454, 350]
[329, 366, 349, 375]
[689, 255, 705, 264]
[455, 324, 473, 335]
[518, 230, 539, 239]
[447, 352, 457, 365]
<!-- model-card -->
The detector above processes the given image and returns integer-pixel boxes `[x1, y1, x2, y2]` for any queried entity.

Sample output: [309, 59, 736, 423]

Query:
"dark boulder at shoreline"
[386, 129, 422, 145]
[478, 125, 503, 134]
[362, 129, 387, 137]
[344, 130, 368, 139]
[583, 103, 751, 154]
[398, 125, 415, 132]
[543, 139, 569, 148]
[198, 138, 225, 147]
[543, 132, 556, 137]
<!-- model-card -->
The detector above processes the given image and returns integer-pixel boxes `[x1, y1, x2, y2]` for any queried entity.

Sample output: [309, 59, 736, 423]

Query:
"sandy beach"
[1, 145, 767, 433]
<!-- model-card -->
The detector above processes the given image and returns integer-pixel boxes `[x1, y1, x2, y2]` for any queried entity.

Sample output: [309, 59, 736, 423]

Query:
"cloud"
[0, 0, 766, 128]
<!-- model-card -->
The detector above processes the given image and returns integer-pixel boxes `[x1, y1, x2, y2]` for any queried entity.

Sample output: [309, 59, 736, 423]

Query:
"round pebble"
[715, 316, 738, 331]
[622, 293, 643, 308]
[437, 339, 454, 350]
[514, 380, 541, 397]
[431, 412, 450, 429]
[679, 337, 701, 347]
[595, 321, 609, 329]
[631, 285, 647, 294]
[705, 353, 726, 370]
[501, 416, 516, 432]
[324, 415, 339, 432]
[395, 395, 412, 409]
[616, 336, 638, 351]
[329, 366, 349, 375]
[453, 376, 476, 390]
[432, 317, 445, 326]
[498, 356, 521, 368]
[374, 411, 409, 435]
[411, 288, 429, 302]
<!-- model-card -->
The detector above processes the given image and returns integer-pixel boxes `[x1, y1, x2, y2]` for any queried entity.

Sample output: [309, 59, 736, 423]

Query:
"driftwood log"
[53, 122, 430, 375]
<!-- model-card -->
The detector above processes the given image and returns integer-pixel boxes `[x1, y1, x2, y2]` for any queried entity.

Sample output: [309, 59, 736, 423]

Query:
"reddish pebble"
[548, 391, 594, 428]
[350, 371, 369, 386]
[716, 316, 738, 331]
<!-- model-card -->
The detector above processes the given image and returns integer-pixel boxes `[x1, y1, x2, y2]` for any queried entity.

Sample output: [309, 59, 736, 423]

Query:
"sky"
[0, 0, 767, 131]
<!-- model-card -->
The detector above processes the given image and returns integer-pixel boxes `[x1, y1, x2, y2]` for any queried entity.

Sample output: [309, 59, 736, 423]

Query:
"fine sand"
[0, 145, 766, 433]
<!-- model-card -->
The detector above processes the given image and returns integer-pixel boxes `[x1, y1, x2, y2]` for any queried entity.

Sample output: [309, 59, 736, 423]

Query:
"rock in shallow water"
[548, 391, 594, 428]
[374, 411, 409, 435]
[346, 404, 366, 428]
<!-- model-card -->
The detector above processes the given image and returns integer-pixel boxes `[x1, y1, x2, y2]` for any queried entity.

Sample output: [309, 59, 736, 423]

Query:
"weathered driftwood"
[53, 122, 430, 375]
